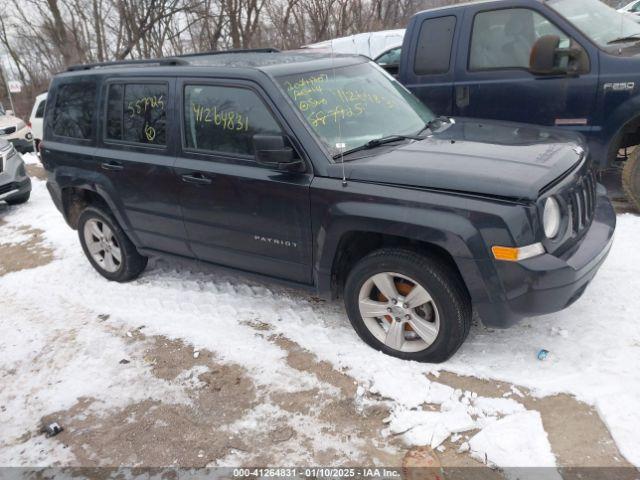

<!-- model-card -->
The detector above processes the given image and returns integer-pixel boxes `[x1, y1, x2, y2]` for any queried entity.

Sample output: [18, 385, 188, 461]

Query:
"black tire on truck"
[623, 147, 640, 212]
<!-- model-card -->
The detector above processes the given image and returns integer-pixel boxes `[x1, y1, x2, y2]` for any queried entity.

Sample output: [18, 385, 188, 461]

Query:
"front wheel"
[78, 206, 147, 282]
[623, 147, 640, 212]
[344, 248, 471, 363]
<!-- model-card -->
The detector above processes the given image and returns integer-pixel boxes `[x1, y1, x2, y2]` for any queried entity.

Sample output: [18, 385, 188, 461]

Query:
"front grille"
[0, 182, 19, 195]
[565, 170, 597, 238]
[0, 126, 16, 135]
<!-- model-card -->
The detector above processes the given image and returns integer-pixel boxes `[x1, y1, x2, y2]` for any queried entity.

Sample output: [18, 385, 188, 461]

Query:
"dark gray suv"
[42, 51, 616, 362]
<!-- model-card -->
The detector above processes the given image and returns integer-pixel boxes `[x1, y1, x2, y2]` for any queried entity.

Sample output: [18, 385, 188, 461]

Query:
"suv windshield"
[549, 0, 640, 47]
[276, 62, 434, 157]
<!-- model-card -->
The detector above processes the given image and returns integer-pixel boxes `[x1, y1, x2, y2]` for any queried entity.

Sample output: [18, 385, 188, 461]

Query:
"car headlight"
[543, 197, 561, 239]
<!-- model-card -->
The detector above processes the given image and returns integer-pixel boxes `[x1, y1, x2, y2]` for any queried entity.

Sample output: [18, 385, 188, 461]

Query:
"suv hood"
[333, 119, 585, 200]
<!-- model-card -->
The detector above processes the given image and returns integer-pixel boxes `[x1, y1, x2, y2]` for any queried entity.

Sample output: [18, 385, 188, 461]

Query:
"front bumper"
[0, 177, 31, 201]
[474, 190, 616, 327]
[8, 137, 34, 153]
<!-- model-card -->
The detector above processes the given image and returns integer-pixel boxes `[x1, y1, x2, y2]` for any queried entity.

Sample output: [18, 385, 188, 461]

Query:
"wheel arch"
[603, 96, 640, 165]
[60, 185, 130, 238]
[327, 230, 470, 300]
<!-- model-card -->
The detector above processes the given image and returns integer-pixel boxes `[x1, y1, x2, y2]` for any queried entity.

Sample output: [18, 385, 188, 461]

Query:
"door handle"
[181, 173, 212, 185]
[455, 86, 470, 109]
[101, 161, 124, 171]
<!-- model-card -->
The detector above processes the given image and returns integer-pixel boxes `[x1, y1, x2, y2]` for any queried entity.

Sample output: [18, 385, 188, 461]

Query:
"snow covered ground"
[1, 171, 640, 471]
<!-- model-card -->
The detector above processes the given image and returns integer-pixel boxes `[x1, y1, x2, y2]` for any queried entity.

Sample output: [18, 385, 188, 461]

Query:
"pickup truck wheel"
[78, 206, 147, 282]
[344, 248, 471, 363]
[623, 147, 640, 212]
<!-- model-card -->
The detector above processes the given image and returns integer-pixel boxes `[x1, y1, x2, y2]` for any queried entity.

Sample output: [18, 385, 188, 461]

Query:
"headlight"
[543, 197, 561, 239]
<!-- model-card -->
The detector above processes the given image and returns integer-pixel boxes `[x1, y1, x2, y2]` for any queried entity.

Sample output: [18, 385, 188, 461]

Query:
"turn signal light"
[492, 243, 545, 262]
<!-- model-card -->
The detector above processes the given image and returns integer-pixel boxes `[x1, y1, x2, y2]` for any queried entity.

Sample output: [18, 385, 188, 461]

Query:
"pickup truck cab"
[42, 51, 615, 362]
[399, 0, 640, 209]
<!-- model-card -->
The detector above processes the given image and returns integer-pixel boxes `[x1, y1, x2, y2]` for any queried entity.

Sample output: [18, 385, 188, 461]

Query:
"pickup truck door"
[175, 80, 314, 284]
[401, 14, 459, 116]
[452, 4, 598, 135]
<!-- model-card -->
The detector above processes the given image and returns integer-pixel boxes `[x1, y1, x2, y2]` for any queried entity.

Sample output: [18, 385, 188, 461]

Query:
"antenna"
[330, 38, 348, 187]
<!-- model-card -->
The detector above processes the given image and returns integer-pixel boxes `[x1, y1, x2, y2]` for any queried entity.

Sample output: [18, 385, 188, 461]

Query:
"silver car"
[0, 139, 31, 204]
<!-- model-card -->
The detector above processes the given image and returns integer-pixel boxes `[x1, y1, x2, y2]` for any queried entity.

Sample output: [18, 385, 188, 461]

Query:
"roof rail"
[67, 57, 187, 72]
[178, 48, 280, 58]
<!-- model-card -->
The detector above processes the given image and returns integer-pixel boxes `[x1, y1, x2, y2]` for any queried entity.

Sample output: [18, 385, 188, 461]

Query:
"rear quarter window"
[51, 82, 97, 140]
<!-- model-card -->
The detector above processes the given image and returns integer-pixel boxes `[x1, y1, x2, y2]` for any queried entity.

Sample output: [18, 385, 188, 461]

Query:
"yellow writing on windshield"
[284, 73, 401, 128]
[192, 103, 250, 132]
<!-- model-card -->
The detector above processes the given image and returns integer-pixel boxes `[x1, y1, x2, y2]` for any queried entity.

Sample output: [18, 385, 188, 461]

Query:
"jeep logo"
[603, 82, 635, 92]
[254, 235, 298, 248]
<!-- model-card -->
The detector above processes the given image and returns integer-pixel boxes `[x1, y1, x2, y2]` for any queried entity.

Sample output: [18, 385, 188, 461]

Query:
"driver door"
[453, 5, 598, 134]
[175, 80, 314, 284]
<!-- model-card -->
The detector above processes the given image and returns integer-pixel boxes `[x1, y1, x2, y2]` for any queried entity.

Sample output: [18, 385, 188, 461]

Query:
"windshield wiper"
[333, 134, 424, 159]
[607, 34, 640, 45]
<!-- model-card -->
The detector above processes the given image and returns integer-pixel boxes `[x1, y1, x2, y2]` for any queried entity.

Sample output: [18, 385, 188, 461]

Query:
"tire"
[623, 147, 640, 212]
[78, 205, 147, 282]
[344, 248, 471, 363]
[5, 192, 30, 205]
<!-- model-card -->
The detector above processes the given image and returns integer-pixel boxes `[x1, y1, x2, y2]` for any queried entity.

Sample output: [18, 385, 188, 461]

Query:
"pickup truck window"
[276, 62, 433, 156]
[183, 85, 282, 157]
[415, 16, 456, 75]
[549, 0, 640, 47]
[470, 8, 568, 71]
[106, 83, 168, 146]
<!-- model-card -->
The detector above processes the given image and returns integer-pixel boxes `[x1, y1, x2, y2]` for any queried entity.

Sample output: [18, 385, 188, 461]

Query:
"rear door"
[401, 14, 459, 116]
[95, 77, 191, 257]
[175, 80, 314, 284]
[453, 4, 598, 133]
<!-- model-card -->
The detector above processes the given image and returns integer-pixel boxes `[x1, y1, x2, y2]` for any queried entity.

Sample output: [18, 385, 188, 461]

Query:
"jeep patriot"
[41, 51, 616, 362]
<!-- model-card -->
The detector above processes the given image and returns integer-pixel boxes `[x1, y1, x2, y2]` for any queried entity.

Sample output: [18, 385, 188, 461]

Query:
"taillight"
[27, 121, 32, 128]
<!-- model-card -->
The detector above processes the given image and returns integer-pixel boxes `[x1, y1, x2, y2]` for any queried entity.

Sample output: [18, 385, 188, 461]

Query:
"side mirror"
[253, 134, 302, 170]
[530, 35, 588, 76]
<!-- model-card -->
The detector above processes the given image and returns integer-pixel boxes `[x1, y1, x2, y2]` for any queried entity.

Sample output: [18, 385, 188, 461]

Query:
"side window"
[632, 2, 640, 13]
[184, 85, 282, 157]
[106, 83, 167, 146]
[470, 8, 569, 71]
[414, 16, 457, 75]
[376, 47, 402, 68]
[35, 100, 46, 118]
[52, 82, 96, 140]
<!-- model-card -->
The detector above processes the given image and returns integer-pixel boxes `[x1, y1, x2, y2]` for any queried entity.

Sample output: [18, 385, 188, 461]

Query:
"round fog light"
[26, 132, 33, 140]
[543, 197, 561, 239]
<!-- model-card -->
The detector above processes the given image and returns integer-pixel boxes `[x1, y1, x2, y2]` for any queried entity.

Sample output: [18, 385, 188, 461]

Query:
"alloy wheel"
[83, 218, 122, 273]
[358, 272, 440, 353]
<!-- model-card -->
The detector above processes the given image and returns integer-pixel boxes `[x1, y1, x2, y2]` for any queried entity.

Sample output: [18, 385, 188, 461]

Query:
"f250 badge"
[604, 82, 635, 92]
[254, 235, 298, 248]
